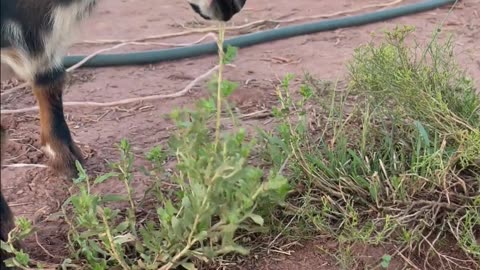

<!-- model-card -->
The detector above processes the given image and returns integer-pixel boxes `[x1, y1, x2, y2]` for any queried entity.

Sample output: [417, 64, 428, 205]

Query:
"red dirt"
[1, 0, 479, 269]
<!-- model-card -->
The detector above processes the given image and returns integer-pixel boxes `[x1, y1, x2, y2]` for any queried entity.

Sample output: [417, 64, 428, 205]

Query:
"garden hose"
[63, 0, 456, 68]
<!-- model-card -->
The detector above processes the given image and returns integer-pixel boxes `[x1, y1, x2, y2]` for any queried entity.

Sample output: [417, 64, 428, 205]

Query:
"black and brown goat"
[0, 0, 247, 267]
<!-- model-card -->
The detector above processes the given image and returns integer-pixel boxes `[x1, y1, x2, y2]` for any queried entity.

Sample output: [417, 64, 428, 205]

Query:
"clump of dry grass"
[260, 26, 479, 269]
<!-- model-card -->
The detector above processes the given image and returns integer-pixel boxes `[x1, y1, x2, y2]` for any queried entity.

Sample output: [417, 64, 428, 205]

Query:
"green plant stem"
[159, 186, 214, 270]
[420, 0, 459, 63]
[159, 236, 198, 270]
[121, 172, 137, 237]
[215, 22, 226, 150]
[100, 211, 131, 270]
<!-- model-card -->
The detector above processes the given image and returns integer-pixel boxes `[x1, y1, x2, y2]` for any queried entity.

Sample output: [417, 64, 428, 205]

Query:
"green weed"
[0, 217, 34, 269]
[58, 38, 289, 268]
[1, 29, 289, 270]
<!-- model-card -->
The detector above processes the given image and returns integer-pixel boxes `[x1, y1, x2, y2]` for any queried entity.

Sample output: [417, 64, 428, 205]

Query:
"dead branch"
[1, 64, 230, 115]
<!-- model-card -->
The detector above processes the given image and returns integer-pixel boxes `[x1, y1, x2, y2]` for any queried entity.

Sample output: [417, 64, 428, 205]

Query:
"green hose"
[63, 0, 456, 68]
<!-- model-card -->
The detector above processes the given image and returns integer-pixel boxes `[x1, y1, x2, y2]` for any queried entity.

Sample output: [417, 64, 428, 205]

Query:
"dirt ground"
[1, 0, 479, 269]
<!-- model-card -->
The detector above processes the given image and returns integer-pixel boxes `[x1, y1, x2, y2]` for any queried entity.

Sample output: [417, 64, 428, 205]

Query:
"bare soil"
[1, 0, 479, 269]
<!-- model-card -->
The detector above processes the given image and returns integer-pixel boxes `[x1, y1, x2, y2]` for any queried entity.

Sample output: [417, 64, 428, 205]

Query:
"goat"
[0, 0, 247, 267]
[1, 128, 16, 270]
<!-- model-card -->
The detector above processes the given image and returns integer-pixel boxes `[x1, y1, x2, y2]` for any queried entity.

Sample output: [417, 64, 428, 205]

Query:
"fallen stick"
[1, 64, 229, 114]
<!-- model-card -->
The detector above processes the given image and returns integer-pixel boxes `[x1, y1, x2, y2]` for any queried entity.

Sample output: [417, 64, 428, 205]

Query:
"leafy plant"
[0, 217, 34, 269]
[380, 254, 392, 269]
[59, 27, 289, 269]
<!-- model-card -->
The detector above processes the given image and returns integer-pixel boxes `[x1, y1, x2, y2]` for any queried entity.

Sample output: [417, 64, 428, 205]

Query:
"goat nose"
[189, 3, 211, 20]
[189, 3, 201, 15]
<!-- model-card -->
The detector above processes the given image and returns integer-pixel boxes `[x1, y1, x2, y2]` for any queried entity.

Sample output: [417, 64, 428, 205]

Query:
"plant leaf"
[94, 172, 117, 184]
[248, 214, 264, 226]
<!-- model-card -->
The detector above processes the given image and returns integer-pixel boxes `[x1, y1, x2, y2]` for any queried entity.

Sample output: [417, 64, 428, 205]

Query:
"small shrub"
[1, 32, 289, 270]
[60, 40, 289, 269]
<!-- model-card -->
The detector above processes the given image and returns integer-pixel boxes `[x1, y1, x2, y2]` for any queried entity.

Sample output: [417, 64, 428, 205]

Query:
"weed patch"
[1, 28, 289, 270]
[2, 25, 478, 270]
[260, 26, 479, 269]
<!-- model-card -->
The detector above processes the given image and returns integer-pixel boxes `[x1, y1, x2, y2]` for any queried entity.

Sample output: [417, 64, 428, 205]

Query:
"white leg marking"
[43, 144, 57, 159]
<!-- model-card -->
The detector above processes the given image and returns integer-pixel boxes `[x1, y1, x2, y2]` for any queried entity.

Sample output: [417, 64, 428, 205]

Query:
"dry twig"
[0, 33, 218, 98]
[1, 163, 48, 169]
[1, 64, 231, 115]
